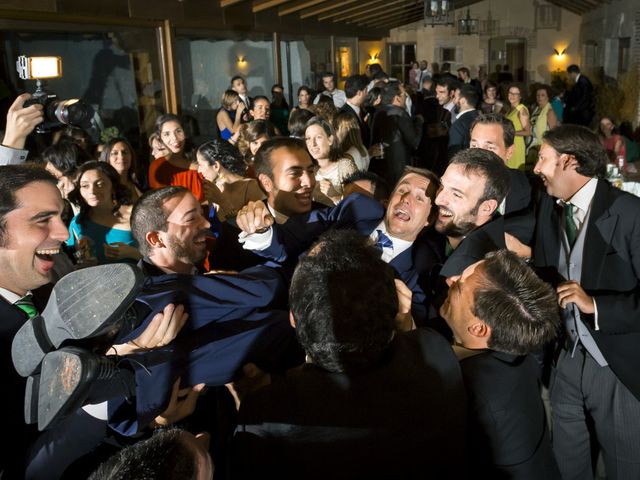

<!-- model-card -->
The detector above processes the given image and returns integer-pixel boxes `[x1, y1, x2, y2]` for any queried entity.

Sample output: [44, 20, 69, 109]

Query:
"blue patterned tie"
[375, 230, 393, 253]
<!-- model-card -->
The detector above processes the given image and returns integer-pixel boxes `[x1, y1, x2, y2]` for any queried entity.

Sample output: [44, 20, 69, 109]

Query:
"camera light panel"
[25, 56, 62, 79]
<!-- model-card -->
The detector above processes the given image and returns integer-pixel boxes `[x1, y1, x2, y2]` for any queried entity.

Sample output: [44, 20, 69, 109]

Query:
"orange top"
[148, 156, 204, 201]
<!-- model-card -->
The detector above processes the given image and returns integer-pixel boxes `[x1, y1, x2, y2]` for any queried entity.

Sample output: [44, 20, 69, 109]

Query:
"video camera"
[17, 55, 95, 133]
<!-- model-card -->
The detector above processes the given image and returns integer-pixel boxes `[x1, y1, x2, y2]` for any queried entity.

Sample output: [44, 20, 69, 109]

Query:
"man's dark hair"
[42, 141, 89, 177]
[342, 170, 390, 203]
[473, 250, 559, 355]
[250, 96, 270, 109]
[68, 161, 132, 227]
[253, 137, 308, 181]
[542, 125, 607, 178]
[381, 81, 403, 105]
[131, 186, 190, 256]
[290, 229, 398, 373]
[458, 85, 479, 109]
[471, 113, 516, 148]
[321, 71, 335, 81]
[435, 76, 459, 94]
[197, 139, 247, 176]
[344, 74, 369, 99]
[230, 75, 245, 85]
[288, 108, 316, 139]
[88, 428, 198, 480]
[441, 62, 451, 72]
[457, 67, 470, 77]
[566, 64, 580, 74]
[0, 165, 57, 247]
[450, 148, 511, 206]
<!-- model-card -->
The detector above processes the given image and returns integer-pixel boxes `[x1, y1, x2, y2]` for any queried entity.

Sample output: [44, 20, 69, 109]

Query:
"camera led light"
[18, 56, 62, 79]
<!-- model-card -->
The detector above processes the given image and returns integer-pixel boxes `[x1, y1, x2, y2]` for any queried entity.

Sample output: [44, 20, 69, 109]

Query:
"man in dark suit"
[434, 148, 511, 278]
[447, 85, 480, 159]
[209, 137, 317, 271]
[231, 75, 252, 123]
[340, 73, 370, 147]
[469, 113, 536, 246]
[236, 167, 440, 326]
[370, 82, 423, 187]
[232, 230, 467, 478]
[441, 249, 560, 479]
[532, 125, 640, 479]
[564, 64, 594, 127]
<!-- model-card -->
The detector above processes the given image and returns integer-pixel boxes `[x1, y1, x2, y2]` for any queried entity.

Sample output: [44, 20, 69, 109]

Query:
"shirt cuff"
[238, 227, 273, 251]
[592, 298, 599, 330]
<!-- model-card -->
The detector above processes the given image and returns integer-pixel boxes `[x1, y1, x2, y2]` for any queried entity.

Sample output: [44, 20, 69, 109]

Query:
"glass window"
[174, 29, 275, 141]
[281, 35, 331, 106]
[0, 23, 163, 155]
[388, 43, 416, 83]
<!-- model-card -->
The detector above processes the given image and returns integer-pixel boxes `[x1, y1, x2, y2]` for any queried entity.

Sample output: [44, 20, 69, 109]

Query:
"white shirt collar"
[267, 202, 289, 225]
[346, 101, 360, 115]
[456, 107, 474, 119]
[0, 287, 29, 305]
[561, 177, 598, 214]
[370, 220, 413, 263]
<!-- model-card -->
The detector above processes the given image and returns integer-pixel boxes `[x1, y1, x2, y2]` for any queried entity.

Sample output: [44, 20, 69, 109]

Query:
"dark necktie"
[375, 230, 393, 253]
[15, 294, 38, 320]
[563, 202, 577, 248]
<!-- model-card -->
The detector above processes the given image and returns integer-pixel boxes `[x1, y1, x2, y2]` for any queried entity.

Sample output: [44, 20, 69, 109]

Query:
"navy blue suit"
[108, 265, 302, 435]
[246, 194, 433, 325]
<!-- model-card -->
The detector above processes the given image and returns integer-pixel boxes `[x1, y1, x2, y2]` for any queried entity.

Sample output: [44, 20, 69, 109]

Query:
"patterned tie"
[15, 294, 38, 320]
[375, 230, 393, 253]
[563, 202, 577, 248]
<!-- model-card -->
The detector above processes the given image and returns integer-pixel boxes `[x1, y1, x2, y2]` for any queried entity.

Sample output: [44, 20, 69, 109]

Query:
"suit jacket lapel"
[582, 180, 617, 287]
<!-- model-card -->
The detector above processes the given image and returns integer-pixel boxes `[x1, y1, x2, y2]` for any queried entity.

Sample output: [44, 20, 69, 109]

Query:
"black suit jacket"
[447, 109, 479, 158]
[504, 168, 535, 244]
[533, 179, 640, 400]
[232, 328, 467, 479]
[340, 102, 370, 148]
[564, 75, 594, 126]
[461, 351, 560, 479]
[0, 299, 39, 477]
[370, 105, 423, 187]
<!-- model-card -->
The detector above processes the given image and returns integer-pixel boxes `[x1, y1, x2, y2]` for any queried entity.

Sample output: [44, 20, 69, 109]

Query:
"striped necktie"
[15, 294, 38, 320]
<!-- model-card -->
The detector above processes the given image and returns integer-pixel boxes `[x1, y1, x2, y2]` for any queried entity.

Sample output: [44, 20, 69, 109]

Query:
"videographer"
[0, 93, 44, 165]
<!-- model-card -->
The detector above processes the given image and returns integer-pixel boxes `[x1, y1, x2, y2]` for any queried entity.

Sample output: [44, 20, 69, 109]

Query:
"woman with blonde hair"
[216, 89, 245, 142]
[334, 112, 369, 171]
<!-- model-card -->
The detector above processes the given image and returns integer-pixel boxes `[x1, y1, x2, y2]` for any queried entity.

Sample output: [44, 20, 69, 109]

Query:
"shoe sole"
[11, 263, 143, 377]
[36, 348, 91, 431]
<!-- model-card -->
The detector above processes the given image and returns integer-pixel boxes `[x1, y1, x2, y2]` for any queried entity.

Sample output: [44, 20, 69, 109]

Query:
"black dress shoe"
[35, 346, 135, 431]
[12, 263, 144, 377]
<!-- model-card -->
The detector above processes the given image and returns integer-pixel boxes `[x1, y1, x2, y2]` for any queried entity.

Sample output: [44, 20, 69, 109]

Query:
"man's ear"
[562, 153, 579, 171]
[145, 231, 164, 249]
[478, 198, 498, 218]
[258, 173, 273, 194]
[289, 311, 297, 329]
[505, 144, 515, 161]
[468, 321, 491, 339]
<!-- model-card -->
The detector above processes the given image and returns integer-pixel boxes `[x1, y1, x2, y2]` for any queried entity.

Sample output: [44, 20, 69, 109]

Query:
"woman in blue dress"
[67, 161, 141, 264]
[216, 89, 245, 141]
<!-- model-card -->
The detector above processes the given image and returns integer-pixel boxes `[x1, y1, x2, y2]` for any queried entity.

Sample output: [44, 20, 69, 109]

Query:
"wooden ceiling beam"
[252, 0, 290, 14]
[345, 0, 419, 23]
[278, 0, 326, 16]
[299, 0, 358, 19]
[373, 12, 423, 30]
[367, 7, 422, 28]
[318, 0, 386, 20]
[220, 0, 246, 7]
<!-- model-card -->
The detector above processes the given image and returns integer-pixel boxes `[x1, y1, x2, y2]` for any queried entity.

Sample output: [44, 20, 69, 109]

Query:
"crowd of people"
[0, 60, 639, 480]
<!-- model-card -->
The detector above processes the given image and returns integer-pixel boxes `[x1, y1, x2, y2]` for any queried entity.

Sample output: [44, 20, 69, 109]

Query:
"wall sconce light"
[553, 48, 567, 57]
[237, 55, 247, 65]
[368, 51, 380, 64]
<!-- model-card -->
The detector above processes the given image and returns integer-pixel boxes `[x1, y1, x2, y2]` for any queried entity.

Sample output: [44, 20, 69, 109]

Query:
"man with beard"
[434, 148, 511, 279]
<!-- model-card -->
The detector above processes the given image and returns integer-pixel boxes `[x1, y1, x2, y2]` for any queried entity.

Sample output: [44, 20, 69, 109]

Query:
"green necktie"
[15, 294, 38, 320]
[564, 202, 577, 248]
